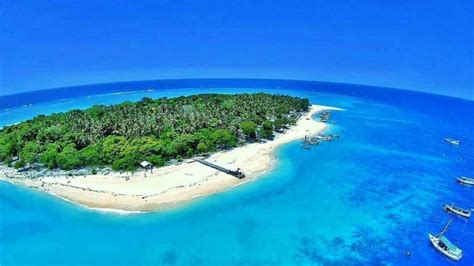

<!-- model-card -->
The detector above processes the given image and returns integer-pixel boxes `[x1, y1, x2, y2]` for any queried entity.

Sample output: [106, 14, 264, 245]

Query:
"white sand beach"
[0, 105, 341, 212]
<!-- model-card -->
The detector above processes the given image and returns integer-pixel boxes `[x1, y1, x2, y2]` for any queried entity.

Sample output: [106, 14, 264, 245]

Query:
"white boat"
[428, 220, 462, 261]
[444, 203, 471, 218]
[301, 143, 311, 149]
[445, 138, 460, 145]
[457, 176, 474, 186]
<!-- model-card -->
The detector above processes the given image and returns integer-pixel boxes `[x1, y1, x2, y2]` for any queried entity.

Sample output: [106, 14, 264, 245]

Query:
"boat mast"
[438, 219, 452, 238]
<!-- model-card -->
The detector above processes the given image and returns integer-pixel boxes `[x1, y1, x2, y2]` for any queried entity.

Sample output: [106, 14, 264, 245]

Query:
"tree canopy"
[0, 93, 309, 171]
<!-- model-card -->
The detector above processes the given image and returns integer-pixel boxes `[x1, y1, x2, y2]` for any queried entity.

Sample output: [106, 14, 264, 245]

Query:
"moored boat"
[444, 203, 471, 218]
[445, 138, 460, 146]
[428, 220, 462, 261]
[319, 111, 331, 122]
[457, 176, 474, 186]
[301, 143, 311, 149]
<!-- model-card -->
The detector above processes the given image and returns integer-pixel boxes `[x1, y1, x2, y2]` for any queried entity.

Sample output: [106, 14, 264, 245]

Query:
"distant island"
[0, 93, 309, 172]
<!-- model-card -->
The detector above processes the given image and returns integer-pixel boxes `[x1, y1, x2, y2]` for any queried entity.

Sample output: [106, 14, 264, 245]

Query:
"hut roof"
[140, 161, 153, 168]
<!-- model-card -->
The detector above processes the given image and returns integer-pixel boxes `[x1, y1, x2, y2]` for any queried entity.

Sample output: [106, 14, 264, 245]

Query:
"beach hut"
[139, 161, 153, 171]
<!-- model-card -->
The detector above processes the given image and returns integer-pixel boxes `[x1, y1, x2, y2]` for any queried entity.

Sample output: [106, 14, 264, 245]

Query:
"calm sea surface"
[1, 80, 473, 265]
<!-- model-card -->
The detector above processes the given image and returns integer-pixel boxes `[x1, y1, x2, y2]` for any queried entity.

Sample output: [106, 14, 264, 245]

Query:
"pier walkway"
[197, 159, 245, 179]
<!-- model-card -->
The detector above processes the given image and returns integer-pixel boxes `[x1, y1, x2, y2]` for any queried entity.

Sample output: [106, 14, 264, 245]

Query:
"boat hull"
[457, 177, 474, 186]
[443, 205, 471, 218]
[428, 234, 462, 261]
[445, 138, 460, 145]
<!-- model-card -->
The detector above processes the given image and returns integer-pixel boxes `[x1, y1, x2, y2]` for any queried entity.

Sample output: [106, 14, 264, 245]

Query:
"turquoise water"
[1, 80, 473, 265]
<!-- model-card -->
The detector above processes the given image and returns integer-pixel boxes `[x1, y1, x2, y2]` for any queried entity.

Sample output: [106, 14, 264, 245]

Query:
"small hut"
[139, 161, 153, 171]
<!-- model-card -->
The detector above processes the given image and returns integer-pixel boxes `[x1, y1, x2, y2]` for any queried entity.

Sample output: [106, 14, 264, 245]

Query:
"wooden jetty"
[197, 159, 246, 179]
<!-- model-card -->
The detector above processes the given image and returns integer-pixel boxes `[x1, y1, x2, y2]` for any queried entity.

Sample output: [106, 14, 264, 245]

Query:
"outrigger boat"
[316, 134, 336, 142]
[319, 111, 331, 122]
[444, 203, 471, 218]
[457, 176, 474, 186]
[428, 220, 463, 261]
[445, 138, 460, 146]
[301, 143, 311, 149]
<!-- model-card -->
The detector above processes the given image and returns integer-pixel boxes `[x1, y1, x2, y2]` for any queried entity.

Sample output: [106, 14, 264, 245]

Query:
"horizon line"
[0, 78, 472, 103]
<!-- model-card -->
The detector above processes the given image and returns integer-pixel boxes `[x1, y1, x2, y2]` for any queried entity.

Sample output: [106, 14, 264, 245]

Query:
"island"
[0, 93, 341, 212]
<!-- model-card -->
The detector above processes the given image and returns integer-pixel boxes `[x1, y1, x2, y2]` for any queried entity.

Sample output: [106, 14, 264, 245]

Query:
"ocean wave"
[86, 207, 145, 215]
[43, 190, 145, 215]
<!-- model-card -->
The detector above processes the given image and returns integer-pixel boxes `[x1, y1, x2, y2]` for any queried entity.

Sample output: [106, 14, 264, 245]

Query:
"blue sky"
[1, 0, 473, 99]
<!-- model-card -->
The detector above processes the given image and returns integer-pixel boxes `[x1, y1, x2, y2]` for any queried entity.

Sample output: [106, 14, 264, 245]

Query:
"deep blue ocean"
[0, 79, 473, 265]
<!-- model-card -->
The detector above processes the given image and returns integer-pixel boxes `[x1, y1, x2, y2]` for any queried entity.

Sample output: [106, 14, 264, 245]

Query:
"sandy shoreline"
[0, 104, 341, 212]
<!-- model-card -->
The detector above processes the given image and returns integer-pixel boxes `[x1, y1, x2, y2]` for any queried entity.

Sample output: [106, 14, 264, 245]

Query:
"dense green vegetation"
[0, 93, 309, 171]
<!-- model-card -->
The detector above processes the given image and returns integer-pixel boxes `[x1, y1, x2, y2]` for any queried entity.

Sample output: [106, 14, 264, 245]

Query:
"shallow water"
[1, 80, 473, 265]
